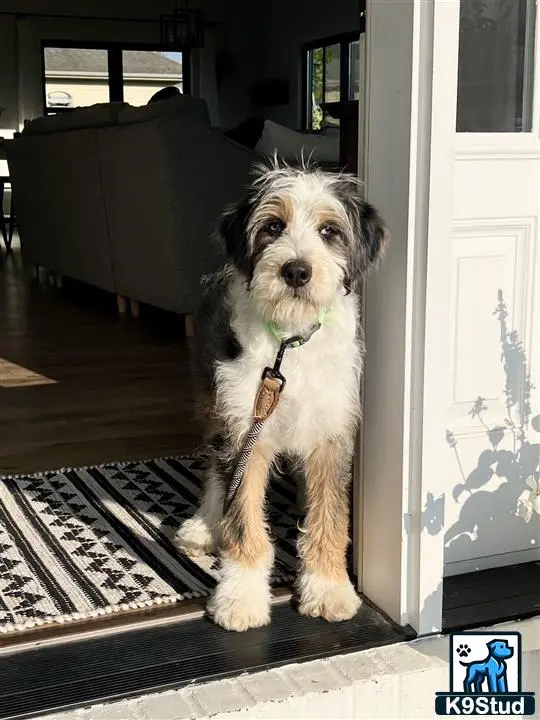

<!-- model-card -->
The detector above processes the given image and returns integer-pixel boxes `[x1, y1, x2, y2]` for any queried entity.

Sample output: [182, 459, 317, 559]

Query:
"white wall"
[258, 0, 361, 128]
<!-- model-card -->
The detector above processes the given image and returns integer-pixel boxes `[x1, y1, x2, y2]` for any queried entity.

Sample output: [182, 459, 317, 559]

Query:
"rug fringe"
[0, 591, 206, 635]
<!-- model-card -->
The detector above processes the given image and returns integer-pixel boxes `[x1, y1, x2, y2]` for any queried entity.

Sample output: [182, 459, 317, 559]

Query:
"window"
[457, 0, 536, 132]
[42, 43, 189, 115]
[122, 50, 183, 107]
[304, 32, 362, 131]
[44, 48, 109, 113]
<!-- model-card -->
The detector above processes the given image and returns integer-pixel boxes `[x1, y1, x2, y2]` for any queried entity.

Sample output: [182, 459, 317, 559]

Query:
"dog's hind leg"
[297, 437, 361, 622]
[208, 442, 275, 631]
[474, 678, 485, 693]
[175, 459, 224, 556]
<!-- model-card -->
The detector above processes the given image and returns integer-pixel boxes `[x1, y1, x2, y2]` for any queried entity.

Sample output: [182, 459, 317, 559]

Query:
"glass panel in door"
[457, 0, 536, 132]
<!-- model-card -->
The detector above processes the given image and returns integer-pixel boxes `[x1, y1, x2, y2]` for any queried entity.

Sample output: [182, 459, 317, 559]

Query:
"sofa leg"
[185, 314, 195, 338]
[129, 299, 140, 318]
[117, 294, 128, 315]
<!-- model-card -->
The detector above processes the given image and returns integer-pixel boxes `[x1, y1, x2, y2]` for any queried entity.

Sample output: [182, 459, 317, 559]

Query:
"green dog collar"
[265, 306, 331, 345]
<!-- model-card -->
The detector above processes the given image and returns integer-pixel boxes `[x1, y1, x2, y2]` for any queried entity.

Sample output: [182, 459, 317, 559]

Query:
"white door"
[445, 0, 540, 575]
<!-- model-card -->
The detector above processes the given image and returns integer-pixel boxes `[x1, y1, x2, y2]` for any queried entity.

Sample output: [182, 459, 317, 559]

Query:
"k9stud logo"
[435, 632, 535, 715]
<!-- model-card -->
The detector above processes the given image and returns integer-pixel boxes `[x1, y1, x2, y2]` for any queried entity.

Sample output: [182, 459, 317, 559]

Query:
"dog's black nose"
[281, 260, 312, 288]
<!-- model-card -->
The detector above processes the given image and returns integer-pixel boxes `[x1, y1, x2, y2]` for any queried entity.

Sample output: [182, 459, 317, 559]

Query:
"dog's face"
[488, 640, 513, 660]
[220, 161, 388, 328]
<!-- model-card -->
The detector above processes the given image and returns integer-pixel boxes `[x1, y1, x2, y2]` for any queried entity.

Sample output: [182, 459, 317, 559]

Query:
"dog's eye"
[320, 224, 338, 239]
[265, 219, 285, 236]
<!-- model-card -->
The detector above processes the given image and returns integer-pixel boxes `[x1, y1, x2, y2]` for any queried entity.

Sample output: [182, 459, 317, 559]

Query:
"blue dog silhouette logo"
[435, 631, 535, 715]
[458, 638, 513, 693]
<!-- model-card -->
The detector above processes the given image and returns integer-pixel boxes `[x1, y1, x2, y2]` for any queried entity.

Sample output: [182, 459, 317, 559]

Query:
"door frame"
[356, 0, 460, 635]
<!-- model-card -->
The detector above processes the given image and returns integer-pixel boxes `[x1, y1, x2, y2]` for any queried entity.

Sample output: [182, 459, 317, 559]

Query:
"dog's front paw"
[298, 573, 361, 622]
[208, 558, 272, 631]
[208, 591, 271, 632]
[175, 516, 215, 557]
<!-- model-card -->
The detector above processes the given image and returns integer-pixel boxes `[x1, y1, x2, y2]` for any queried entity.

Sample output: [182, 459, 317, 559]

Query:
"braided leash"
[223, 309, 329, 513]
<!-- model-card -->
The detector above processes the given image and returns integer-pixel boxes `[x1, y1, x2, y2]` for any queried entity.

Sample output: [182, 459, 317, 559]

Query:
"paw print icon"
[456, 643, 471, 658]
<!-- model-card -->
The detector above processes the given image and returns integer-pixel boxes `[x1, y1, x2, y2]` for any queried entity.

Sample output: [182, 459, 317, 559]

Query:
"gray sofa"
[7, 96, 257, 314]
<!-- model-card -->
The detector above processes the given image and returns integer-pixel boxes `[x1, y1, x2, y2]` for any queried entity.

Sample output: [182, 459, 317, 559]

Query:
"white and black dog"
[177, 157, 387, 631]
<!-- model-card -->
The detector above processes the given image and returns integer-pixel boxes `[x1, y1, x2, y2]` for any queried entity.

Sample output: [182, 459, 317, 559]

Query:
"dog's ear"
[358, 200, 389, 268]
[218, 194, 253, 277]
[335, 176, 389, 292]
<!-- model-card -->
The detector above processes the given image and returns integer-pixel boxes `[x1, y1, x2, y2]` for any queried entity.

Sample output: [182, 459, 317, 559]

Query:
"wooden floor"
[0, 248, 203, 475]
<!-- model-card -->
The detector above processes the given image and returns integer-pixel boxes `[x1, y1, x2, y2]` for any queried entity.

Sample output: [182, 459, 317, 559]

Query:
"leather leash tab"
[253, 375, 282, 421]
[223, 319, 327, 515]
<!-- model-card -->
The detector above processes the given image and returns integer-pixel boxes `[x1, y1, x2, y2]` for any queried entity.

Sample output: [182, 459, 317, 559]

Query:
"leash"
[223, 307, 329, 513]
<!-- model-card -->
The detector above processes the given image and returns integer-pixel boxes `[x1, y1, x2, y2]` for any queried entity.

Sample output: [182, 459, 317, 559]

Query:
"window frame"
[41, 40, 191, 116]
[302, 28, 364, 131]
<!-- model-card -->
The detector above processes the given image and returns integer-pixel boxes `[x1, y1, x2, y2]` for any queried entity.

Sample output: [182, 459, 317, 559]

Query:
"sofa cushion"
[23, 103, 127, 135]
[118, 94, 210, 127]
[255, 119, 339, 163]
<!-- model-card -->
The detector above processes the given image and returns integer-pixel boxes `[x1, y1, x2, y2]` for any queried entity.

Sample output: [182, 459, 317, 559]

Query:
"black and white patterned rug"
[0, 457, 301, 636]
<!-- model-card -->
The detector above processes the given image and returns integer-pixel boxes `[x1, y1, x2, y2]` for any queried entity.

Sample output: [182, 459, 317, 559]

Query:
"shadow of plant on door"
[445, 290, 540, 565]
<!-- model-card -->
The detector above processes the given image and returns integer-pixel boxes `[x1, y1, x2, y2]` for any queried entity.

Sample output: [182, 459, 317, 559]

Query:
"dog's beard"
[248, 245, 345, 331]
[250, 283, 319, 329]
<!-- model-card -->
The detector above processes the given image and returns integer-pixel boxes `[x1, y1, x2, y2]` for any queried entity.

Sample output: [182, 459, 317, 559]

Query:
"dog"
[461, 640, 514, 693]
[176, 157, 388, 631]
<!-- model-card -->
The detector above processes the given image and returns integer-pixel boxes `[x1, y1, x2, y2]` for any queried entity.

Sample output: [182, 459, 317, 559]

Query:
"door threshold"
[1, 588, 293, 654]
[0, 596, 411, 720]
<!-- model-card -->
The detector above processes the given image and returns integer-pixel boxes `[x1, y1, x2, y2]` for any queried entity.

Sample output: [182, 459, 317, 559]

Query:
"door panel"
[445, 0, 540, 575]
